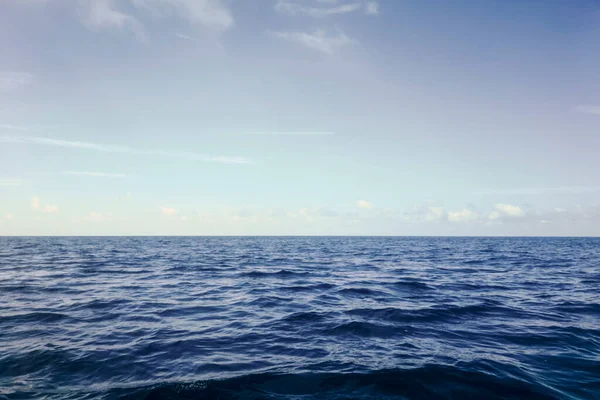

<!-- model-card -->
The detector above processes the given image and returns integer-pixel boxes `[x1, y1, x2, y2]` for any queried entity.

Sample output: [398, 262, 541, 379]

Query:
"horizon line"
[1, 235, 598, 238]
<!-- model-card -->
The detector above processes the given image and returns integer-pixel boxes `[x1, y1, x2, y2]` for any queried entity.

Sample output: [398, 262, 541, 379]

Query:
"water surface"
[0, 237, 598, 399]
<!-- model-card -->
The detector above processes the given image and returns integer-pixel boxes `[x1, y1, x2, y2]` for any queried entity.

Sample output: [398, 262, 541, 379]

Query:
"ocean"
[0, 236, 598, 399]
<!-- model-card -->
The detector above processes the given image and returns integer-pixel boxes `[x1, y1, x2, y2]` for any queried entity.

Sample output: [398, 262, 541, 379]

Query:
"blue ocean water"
[0, 237, 598, 399]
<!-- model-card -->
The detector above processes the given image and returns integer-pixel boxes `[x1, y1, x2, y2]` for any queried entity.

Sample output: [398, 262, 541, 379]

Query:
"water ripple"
[0, 236, 598, 399]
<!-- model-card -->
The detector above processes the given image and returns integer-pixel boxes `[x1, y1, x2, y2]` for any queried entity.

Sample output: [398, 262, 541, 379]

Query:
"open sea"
[0, 236, 598, 399]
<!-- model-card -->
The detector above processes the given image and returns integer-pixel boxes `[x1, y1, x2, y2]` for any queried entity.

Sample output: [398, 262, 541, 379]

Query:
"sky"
[1, 0, 599, 236]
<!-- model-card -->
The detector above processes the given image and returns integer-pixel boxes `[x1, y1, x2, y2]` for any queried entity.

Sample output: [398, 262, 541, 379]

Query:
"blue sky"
[1, 0, 599, 235]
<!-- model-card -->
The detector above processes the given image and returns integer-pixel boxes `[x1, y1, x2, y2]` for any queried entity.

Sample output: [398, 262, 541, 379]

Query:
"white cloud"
[85, 211, 110, 222]
[0, 134, 252, 164]
[161, 206, 177, 216]
[356, 200, 373, 209]
[272, 29, 353, 54]
[425, 206, 445, 222]
[222, 206, 342, 223]
[489, 203, 523, 220]
[0, 179, 23, 186]
[43, 204, 59, 213]
[403, 204, 445, 223]
[275, 0, 361, 17]
[488, 211, 501, 220]
[572, 105, 600, 116]
[5, 213, 14, 221]
[133, 0, 234, 31]
[284, 206, 342, 220]
[22, 0, 233, 38]
[62, 171, 127, 178]
[495, 203, 523, 217]
[31, 196, 41, 210]
[31, 196, 59, 213]
[78, 0, 146, 39]
[448, 208, 478, 222]
[365, 1, 379, 15]
[0, 71, 34, 92]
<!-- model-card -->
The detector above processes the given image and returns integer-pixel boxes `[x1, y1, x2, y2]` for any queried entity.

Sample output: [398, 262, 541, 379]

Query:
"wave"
[239, 270, 309, 278]
[0, 311, 71, 324]
[324, 320, 402, 338]
[553, 302, 600, 316]
[278, 283, 336, 292]
[336, 287, 390, 297]
[346, 303, 530, 323]
[390, 280, 434, 291]
[107, 364, 560, 400]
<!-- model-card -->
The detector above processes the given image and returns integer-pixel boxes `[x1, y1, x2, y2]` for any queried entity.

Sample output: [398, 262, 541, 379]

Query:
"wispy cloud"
[473, 187, 600, 195]
[242, 131, 335, 136]
[30, 196, 58, 213]
[272, 29, 353, 54]
[425, 206, 445, 222]
[365, 1, 379, 15]
[74, 0, 233, 38]
[62, 171, 127, 178]
[18, 0, 234, 39]
[78, 0, 146, 39]
[31, 196, 41, 210]
[12, 0, 50, 5]
[175, 32, 198, 41]
[356, 200, 373, 209]
[85, 211, 111, 222]
[161, 206, 177, 216]
[0, 124, 31, 131]
[572, 105, 600, 116]
[43, 204, 59, 213]
[275, 0, 361, 17]
[0, 134, 253, 164]
[0, 71, 34, 91]
[287, 207, 340, 219]
[0, 179, 23, 187]
[134, 0, 234, 32]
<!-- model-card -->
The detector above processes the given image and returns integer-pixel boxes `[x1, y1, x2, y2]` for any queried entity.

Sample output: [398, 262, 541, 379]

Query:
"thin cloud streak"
[0, 71, 34, 91]
[572, 105, 600, 116]
[62, 171, 128, 178]
[275, 0, 361, 18]
[175, 32, 198, 41]
[473, 187, 600, 195]
[0, 124, 31, 131]
[0, 179, 24, 186]
[271, 29, 353, 54]
[0, 135, 253, 164]
[242, 131, 335, 136]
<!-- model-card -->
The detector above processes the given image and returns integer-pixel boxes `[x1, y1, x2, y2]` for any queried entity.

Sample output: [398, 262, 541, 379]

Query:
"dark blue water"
[0, 237, 598, 399]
